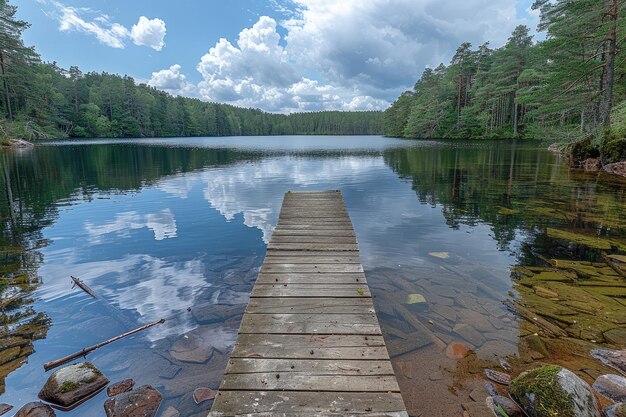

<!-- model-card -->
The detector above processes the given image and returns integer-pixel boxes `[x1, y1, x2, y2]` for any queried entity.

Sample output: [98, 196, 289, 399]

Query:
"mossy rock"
[510, 365, 601, 417]
[601, 138, 626, 165]
[38, 362, 108, 408]
[547, 228, 626, 252]
[567, 137, 600, 166]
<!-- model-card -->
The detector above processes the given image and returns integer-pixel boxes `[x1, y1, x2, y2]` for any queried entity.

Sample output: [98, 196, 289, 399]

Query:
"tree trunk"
[580, 108, 585, 134]
[456, 75, 462, 129]
[599, 0, 618, 130]
[0, 53, 13, 122]
[513, 93, 518, 136]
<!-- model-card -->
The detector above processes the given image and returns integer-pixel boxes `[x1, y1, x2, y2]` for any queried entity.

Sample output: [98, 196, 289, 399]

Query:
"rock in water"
[160, 406, 180, 417]
[170, 332, 214, 363]
[104, 385, 163, 417]
[193, 387, 217, 404]
[0, 404, 13, 416]
[38, 362, 109, 408]
[405, 293, 428, 312]
[510, 365, 601, 417]
[445, 341, 471, 359]
[107, 379, 135, 397]
[593, 374, 626, 402]
[591, 349, 626, 373]
[604, 403, 626, 417]
[14, 402, 56, 417]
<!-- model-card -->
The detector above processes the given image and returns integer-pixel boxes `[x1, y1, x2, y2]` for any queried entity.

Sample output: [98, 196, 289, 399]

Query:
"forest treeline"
[0, 1, 381, 142]
[382, 0, 626, 153]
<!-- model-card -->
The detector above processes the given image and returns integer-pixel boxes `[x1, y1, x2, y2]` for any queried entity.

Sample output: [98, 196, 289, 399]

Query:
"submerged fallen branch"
[71, 275, 97, 298]
[44, 318, 165, 371]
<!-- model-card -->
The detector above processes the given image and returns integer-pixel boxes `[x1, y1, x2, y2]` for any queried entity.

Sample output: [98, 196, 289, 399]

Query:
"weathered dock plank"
[209, 190, 407, 417]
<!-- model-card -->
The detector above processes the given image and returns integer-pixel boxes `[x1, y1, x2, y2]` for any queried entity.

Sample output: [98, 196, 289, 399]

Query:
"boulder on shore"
[593, 374, 626, 403]
[510, 365, 601, 417]
[104, 385, 162, 417]
[38, 362, 109, 408]
[591, 349, 626, 373]
[602, 161, 626, 178]
[14, 402, 55, 417]
[1, 139, 34, 149]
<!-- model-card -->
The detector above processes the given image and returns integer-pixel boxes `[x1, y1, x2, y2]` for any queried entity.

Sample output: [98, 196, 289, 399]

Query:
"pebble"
[445, 341, 471, 360]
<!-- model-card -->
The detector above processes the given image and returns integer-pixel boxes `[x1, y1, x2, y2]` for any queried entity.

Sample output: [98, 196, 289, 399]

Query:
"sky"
[17, 0, 539, 113]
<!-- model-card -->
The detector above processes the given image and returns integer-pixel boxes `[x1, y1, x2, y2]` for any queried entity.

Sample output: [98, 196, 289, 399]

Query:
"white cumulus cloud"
[131, 16, 167, 51]
[57, 4, 129, 49]
[152, 0, 536, 112]
[148, 64, 194, 96]
[44, 1, 167, 51]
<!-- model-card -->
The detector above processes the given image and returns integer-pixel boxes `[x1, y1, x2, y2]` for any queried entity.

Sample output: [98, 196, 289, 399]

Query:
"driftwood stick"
[71, 275, 97, 298]
[393, 304, 447, 349]
[44, 318, 165, 371]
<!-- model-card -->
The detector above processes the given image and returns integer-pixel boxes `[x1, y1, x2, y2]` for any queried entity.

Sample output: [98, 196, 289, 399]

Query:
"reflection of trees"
[385, 143, 626, 379]
[0, 144, 266, 391]
[383, 143, 626, 252]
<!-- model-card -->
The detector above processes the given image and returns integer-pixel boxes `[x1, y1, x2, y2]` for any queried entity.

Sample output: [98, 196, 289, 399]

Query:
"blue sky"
[17, 0, 538, 113]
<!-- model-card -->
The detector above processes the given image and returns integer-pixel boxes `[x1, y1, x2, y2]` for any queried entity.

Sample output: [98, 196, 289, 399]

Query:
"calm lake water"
[1, 136, 625, 416]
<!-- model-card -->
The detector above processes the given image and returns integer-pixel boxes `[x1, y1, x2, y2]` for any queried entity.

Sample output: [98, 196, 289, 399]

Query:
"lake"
[1, 136, 625, 416]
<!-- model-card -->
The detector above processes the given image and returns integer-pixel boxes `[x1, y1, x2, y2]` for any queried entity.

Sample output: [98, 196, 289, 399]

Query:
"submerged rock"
[510, 365, 601, 417]
[104, 385, 162, 417]
[193, 387, 217, 404]
[38, 362, 109, 408]
[107, 379, 135, 397]
[191, 303, 245, 325]
[592, 374, 626, 403]
[160, 407, 180, 417]
[170, 332, 214, 363]
[14, 402, 55, 417]
[405, 293, 428, 311]
[453, 323, 485, 347]
[445, 341, 470, 359]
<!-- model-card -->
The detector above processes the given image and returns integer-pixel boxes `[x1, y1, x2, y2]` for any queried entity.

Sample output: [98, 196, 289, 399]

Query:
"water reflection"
[0, 137, 623, 416]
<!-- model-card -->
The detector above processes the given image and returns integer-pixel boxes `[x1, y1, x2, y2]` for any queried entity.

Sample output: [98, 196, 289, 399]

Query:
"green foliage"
[600, 138, 626, 164]
[383, 2, 626, 144]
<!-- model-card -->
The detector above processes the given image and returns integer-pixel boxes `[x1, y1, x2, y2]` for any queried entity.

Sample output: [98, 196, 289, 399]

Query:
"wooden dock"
[209, 190, 407, 416]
